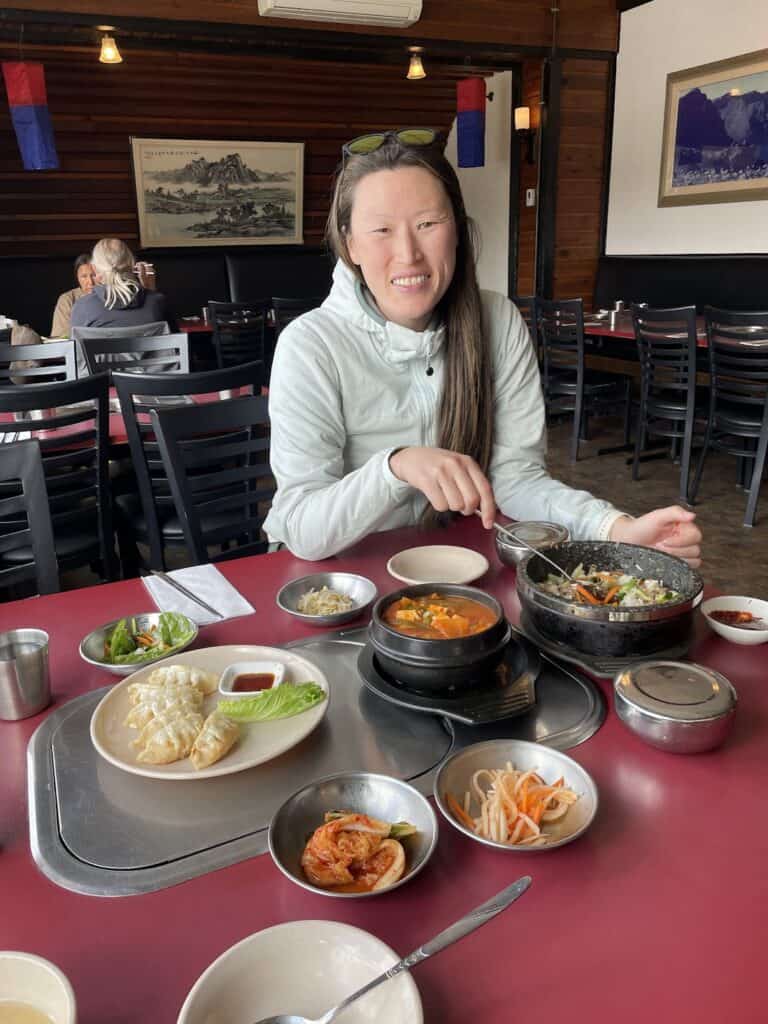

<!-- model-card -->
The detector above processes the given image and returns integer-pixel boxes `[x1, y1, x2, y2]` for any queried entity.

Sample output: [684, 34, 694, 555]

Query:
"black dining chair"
[0, 327, 11, 345]
[80, 333, 190, 376]
[689, 307, 768, 527]
[513, 295, 540, 361]
[150, 394, 274, 566]
[272, 296, 324, 339]
[0, 439, 59, 595]
[0, 340, 78, 384]
[630, 305, 704, 505]
[0, 374, 117, 582]
[71, 321, 171, 377]
[538, 297, 632, 462]
[113, 361, 264, 572]
[207, 300, 270, 376]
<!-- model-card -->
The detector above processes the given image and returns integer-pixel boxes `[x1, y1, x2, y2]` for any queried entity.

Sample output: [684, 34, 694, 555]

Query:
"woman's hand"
[389, 446, 496, 527]
[609, 506, 702, 568]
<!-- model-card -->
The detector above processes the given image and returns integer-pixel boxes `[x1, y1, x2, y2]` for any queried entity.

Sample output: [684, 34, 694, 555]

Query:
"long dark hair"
[326, 138, 494, 518]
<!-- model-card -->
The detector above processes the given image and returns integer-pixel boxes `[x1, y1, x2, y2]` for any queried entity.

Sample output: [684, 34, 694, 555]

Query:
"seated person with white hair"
[71, 238, 168, 330]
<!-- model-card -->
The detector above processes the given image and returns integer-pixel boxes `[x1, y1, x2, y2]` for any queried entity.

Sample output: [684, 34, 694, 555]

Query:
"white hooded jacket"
[263, 262, 625, 560]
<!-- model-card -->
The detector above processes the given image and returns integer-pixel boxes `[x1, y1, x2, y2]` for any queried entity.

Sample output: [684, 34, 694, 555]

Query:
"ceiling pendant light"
[98, 31, 123, 64]
[407, 47, 426, 80]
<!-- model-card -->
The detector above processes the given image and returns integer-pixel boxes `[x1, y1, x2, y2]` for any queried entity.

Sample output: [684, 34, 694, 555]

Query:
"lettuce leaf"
[218, 682, 326, 722]
[158, 611, 196, 648]
[104, 612, 195, 664]
[107, 618, 136, 659]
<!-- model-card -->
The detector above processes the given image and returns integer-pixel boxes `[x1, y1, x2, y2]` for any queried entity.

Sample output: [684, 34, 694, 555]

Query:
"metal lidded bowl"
[495, 521, 570, 567]
[79, 611, 198, 677]
[434, 738, 598, 851]
[268, 770, 438, 898]
[614, 660, 737, 754]
[276, 572, 378, 627]
[368, 583, 511, 692]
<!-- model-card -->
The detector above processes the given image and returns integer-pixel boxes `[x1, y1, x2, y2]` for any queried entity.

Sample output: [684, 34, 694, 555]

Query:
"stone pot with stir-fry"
[369, 583, 512, 692]
[517, 541, 704, 657]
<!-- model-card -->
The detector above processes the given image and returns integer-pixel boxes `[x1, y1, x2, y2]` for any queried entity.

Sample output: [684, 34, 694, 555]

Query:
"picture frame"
[658, 48, 768, 207]
[130, 137, 304, 247]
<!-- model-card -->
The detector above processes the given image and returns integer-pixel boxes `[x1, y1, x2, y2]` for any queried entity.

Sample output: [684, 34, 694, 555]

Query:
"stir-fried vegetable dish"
[383, 593, 498, 639]
[540, 564, 680, 607]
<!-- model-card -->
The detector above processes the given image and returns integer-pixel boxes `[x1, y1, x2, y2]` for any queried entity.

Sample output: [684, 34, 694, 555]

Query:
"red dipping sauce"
[232, 673, 275, 692]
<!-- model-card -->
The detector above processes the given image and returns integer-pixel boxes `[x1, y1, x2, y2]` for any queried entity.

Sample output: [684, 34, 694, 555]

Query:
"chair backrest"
[704, 307, 768, 413]
[151, 394, 274, 565]
[207, 300, 269, 373]
[513, 295, 539, 356]
[80, 333, 190, 376]
[113, 361, 264, 570]
[0, 439, 59, 594]
[631, 305, 698, 403]
[0, 328, 11, 345]
[70, 320, 171, 376]
[272, 296, 323, 339]
[0, 340, 78, 384]
[0, 373, 115, 579]
[538, 298, 585, 383]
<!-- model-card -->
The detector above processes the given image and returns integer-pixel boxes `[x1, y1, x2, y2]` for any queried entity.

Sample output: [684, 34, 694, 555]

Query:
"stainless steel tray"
[28, 628, 605, 897]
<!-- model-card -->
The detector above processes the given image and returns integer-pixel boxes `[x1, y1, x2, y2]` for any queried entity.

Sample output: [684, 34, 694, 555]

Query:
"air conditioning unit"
[257, 0, 422, 28]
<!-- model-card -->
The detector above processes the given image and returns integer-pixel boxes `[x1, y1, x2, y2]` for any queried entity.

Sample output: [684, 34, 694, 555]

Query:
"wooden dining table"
[2, 518, 767, 1024]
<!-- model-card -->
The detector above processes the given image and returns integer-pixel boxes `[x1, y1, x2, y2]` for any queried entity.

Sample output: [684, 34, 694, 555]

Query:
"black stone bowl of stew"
[368, 584, 511, 693]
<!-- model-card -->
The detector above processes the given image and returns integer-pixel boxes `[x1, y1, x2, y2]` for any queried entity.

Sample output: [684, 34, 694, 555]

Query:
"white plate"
[177, 920, 422, 1024]
[90, 645, 329, 780]
[387, 544, 490, 585]
[701, 595, 768, 646]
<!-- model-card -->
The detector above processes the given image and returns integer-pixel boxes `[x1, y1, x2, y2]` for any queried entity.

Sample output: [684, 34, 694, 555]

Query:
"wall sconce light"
[98, 30, 123, 64]
[514, 106, 536, 163]
[407, 47, 426, 81]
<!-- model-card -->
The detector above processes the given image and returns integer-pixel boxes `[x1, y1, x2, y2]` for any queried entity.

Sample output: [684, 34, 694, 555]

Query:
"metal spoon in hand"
[475, 510, 597, 589]
[250, 875, 531, 1024]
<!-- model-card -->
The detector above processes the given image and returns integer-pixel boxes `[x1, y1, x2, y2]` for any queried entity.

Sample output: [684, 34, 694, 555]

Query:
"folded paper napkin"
[142, 564, 255, 625]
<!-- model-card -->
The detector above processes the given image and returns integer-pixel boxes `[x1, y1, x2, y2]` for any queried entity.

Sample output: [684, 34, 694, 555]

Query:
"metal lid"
[497, 521, 569, 549]
[614, 661, 737, 722]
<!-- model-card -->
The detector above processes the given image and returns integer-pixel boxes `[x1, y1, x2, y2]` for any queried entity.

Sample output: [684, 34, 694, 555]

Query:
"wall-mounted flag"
[456, 77, 486, 168]
[2, 61, 59, 171]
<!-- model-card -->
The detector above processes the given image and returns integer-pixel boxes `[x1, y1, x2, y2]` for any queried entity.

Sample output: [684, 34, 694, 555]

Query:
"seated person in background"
[71, 238, 167, 331]
[50, 254, 96, 338]
[264, 129, 702, 567]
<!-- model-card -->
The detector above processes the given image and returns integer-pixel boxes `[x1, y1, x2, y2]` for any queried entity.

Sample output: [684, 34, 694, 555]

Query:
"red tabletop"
[1, 519, 766, 1024]
[586, 314, 707, 347]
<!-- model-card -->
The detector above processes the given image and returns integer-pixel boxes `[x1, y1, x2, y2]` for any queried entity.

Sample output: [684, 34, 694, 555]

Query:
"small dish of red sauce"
[219, 659, 286, 698]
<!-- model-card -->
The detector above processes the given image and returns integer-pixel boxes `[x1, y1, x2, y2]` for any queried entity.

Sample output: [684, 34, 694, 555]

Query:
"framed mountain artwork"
[130, 137, 304, 247]
[658, 49, 768, 206]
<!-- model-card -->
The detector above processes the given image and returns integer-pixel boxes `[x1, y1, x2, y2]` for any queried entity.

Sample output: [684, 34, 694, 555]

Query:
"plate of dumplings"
[90, 645, 330, 780]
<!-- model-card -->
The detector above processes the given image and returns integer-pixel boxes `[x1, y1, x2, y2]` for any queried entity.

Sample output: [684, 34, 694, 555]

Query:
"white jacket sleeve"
[264, 322, 412, 560]
[487, 294, 626, 541]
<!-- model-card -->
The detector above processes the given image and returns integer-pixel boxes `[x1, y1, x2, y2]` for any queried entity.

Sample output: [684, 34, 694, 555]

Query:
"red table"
[585, 314, 707, 346]
[1, 519, 766, 1024]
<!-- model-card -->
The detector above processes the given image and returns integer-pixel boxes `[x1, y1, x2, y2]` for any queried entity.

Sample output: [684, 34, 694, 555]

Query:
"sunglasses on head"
[342, 128, 442, 158]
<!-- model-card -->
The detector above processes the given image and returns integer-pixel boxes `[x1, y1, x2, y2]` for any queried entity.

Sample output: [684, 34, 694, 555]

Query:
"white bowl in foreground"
[176, 920, 422, 1024]
[387, 545, 489, 585]
[701, 596, 768, 646]
[0, 951, 77, 1024]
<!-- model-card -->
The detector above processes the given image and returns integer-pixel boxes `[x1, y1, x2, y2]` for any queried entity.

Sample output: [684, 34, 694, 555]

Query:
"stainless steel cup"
[0, 629, 51, 720]
[609, 310, 618, 330]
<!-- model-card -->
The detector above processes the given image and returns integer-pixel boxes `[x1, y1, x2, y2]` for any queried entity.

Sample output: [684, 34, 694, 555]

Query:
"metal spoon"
[250, 875, 532, 1024]
[477, 511, 596, 589]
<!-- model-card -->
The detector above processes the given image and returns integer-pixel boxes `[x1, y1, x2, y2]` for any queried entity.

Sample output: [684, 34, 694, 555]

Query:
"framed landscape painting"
[658, 49, 768, 207]
[130, 137, 304, 247]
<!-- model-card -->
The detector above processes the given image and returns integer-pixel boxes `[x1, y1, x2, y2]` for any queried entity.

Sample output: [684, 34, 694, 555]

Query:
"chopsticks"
[149, 569, 224, 620]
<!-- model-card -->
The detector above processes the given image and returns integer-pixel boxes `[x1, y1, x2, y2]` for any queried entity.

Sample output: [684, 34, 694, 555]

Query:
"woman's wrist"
[608, 514, 634, 542]
[388, 446, 410, 481]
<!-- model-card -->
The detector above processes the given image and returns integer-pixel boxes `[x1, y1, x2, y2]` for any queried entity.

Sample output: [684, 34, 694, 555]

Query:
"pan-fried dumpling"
[133, 709, 204, 764]
[145, 664, 219, 695]
[190, 712, 240, 770]
[123, 688, 203, 729]
[127, 679, 199, 706]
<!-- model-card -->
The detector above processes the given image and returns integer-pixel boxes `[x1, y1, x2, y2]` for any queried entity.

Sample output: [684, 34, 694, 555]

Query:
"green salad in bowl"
[79, 612, 198, 676]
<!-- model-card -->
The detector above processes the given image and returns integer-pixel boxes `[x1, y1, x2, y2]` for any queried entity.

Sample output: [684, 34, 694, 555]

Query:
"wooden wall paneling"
[5, 0, 618, 52]
[515, 57, 542, 297]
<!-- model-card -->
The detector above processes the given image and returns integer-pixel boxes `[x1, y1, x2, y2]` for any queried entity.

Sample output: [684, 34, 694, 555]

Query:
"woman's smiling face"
[345, 165, 457, 331]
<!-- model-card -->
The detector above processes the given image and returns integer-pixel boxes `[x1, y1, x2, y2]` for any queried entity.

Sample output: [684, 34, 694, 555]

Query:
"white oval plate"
[177, 920, 423, 1024]
[90, 645, 329, 780]
[387, 544, 490, 585]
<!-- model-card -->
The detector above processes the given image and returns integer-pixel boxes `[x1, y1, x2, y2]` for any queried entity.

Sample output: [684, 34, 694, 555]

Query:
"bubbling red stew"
[382, 593, 498, 640]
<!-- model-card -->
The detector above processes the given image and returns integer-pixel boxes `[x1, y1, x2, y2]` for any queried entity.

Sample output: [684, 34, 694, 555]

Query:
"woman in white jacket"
[264, 129, 701, 566]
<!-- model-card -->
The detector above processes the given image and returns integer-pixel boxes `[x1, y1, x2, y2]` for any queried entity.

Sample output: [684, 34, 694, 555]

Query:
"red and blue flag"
[2, 61, 59, 171]
[456, 77, 485, 168]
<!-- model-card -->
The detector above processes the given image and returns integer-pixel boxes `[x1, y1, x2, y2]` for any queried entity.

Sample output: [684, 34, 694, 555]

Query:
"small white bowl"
[0, 951, 77, 1024]
[701, 596, 768, 646]
[386, 545, 489, 585]
[219, 660, 285, 698]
